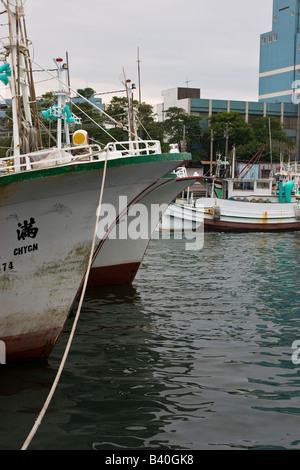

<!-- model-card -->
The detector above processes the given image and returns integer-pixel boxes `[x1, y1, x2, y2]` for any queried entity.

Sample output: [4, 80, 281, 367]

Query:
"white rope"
[21, 148, 109, 451]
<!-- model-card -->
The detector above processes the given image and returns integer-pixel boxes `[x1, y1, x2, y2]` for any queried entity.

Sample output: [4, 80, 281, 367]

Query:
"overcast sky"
[10, 0, 274, 105]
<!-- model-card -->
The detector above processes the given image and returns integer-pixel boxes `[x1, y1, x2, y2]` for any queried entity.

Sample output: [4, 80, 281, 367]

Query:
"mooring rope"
[21, 148, 109, 451]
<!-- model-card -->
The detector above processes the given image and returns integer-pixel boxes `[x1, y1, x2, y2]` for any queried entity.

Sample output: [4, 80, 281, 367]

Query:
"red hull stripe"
[88, 262, 141, 286]
[2, 327, 62, 362]
[204, 219, 300, 232]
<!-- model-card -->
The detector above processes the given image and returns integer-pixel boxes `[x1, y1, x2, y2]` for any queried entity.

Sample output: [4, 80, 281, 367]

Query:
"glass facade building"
[259, 0, 300, 103]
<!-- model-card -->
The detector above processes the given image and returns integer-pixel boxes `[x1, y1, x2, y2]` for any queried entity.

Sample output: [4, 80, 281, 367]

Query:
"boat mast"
[53, 57, 75, 149]
[21, 10, 42, 148]
[5, 0, 21, 167]
[123, 69, 138, 146]
[137, 47, 141, 106]
[232, 144, 236, 178]
[55, 58, 65, 150]
[1, 0, 41, 168]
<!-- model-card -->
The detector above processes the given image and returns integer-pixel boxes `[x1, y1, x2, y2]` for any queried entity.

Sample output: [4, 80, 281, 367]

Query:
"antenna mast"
[137, 47, 141, 105]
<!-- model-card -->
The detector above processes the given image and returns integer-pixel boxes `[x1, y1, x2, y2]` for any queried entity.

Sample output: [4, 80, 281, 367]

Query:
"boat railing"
[0, 140, 162, 175]
[0, 144, 102, 175]
[174, 166, 188, 178]
[105, 140, 161, 157]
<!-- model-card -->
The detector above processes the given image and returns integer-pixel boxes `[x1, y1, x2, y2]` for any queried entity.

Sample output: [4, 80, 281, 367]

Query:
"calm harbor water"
[1, 231, 300, 450]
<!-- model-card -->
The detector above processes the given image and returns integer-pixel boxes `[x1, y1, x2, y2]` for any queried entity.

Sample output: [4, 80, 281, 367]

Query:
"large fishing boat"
[0, 0, 190, 361]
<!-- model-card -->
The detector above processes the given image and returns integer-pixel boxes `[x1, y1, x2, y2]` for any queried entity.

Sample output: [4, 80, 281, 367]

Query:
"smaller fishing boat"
[196, 159, 300, 231]
[161, 167, 300, 233]
[88, 168, 199, 286]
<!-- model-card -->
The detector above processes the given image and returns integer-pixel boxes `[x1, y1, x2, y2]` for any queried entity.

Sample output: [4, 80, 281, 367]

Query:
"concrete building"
[156, 87, 200, 119]
[259, 0, 300, 103]
[156, 87, 299, 142]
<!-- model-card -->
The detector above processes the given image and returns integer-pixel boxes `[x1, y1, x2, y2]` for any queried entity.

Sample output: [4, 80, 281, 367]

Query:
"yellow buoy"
[73, 130, 89, 146]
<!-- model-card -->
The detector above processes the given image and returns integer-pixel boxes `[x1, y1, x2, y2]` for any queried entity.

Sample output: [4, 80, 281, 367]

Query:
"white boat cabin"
[208, 177, 299, 203]
[224, 178, 273, 201]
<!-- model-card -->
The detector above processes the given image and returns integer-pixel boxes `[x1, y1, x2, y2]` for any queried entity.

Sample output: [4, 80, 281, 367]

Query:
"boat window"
[256, 181, 271, 189]
[233, 182, 243, 190]
[232, 182, 254, 191]
[243, 182, 254, 190]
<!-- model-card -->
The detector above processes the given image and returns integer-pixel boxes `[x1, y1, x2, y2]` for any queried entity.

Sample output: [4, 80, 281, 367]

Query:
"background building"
[156, 87, 299, 142]
[259, 0, 300, 103]
[156, 1, 300, 160]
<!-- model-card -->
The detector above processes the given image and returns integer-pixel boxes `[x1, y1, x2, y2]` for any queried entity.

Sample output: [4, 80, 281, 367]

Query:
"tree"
[237, 116, 296, 162]
[205, 111, 253, 156]
[41, 91, 54, 101]
[77, 87, 96, 99]
[163, 107, 202, 156]
[251, 116, 287, 142]
[104, 96, 128, 126]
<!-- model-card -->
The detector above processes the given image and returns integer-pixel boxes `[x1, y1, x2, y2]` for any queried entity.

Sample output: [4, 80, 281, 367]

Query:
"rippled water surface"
[1, 232, 300, 450]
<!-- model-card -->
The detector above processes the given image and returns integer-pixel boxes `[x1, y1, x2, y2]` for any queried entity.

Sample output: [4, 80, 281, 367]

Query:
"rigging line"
[32, 69, 57, 72]
[136, 117, 152, 140]
[28, 57, 134, 136]
[0, 92, 13, 108]
[21, 147, 109, 451]
[236, 145, 266, 179]
[70, 100, 122, 145]
[39, 119, 57, 145]
[34, 77, 55, 84]
[94, 89, 126, 95]
[89, 136, 106, 147]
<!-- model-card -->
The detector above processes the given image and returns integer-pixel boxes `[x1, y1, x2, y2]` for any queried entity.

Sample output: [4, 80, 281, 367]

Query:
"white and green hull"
[0, 153, 188, 361]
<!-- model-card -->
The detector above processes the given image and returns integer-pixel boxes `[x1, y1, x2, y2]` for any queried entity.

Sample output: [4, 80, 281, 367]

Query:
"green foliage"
[163, 107, 202, 155]
[77, 88, 96, 99]
[202, 112, 296, 163]
[41, 91, 54, 101]
[104, 96, 128, 127]
[202, 111, 253, 157]
[0, 135, 12, 158]
[236, 116, 296, 162]
[0, 90, 297, 163]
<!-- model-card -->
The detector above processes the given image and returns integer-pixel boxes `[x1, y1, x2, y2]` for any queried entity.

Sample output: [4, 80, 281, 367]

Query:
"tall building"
[259, 0, 300, 103]
[156, 2, 300, 157]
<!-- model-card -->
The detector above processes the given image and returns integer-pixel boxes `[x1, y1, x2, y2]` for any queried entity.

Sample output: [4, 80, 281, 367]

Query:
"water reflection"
[1, 233, 300, 449]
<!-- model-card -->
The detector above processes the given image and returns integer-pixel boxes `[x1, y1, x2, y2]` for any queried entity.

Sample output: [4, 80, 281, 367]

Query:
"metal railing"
[0, 140, 163, 175]
[105, 140, 161, 157]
